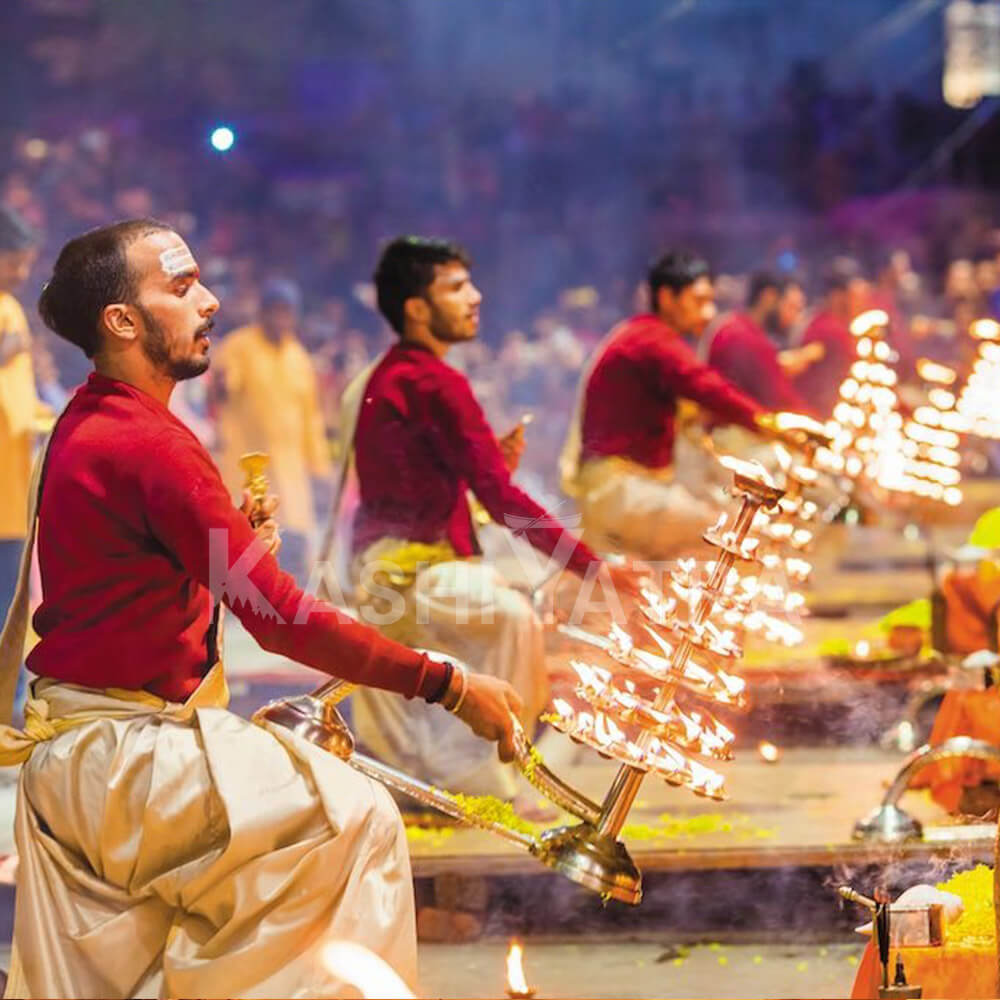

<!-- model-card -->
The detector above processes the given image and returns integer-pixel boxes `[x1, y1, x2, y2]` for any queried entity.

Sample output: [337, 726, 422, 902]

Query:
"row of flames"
[822, 312, 1000, 508]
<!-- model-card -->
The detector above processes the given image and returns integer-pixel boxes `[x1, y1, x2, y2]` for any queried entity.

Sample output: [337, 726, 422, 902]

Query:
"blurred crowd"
[3, 111, 1000, 514]
[4, 0, 1000, 523]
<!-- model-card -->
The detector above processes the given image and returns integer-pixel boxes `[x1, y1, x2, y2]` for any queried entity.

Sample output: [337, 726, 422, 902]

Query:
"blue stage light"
[777, 250, 798, 273]
[210, 126, 236, 152]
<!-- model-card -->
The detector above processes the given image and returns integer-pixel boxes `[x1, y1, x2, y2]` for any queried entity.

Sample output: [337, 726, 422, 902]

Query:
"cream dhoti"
[350, 546, 546, 799]
[2, 665, 417, 1000]
[574, 454, 718, 561]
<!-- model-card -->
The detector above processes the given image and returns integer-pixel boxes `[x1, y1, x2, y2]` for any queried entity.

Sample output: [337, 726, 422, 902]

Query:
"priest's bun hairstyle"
[38, 218, 172, 357]
[374, 235, 471, 335]
[648, 249, 711, 303]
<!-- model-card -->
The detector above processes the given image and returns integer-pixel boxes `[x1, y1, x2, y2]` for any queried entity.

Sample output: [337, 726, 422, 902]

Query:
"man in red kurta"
[792, 257, 872, 418]
[562, 250, 767, 559]
[706, 272, 815, 414]
[339, 236, 640, 815]
[0, 220, 521, 998]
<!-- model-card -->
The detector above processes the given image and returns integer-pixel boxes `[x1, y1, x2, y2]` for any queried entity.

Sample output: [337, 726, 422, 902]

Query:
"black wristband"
[425, 660, 454, 704]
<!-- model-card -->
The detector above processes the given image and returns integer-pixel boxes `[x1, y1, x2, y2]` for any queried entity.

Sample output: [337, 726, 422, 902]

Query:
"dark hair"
[747, 271, 781, 307]
[647, 250, 711, 307]
[823, 256, 863, 296]
[373, 236, 471, 334]
[38, 218, 172, 358]
[748, 271, 801, 307]
[0, 205, 38, 253]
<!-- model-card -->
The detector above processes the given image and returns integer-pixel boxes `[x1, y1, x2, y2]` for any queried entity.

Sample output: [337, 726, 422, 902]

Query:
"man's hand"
[498, 423, 526, 473]
[777, 341, 824, 378]
[447, 671, 523, 763]
[240, 490, 282, 556]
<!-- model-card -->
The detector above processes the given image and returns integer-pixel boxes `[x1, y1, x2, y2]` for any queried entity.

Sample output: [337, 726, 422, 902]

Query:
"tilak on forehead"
[159, 244, 197, 278]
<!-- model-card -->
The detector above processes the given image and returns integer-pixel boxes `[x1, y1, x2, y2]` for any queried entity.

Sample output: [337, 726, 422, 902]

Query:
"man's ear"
[403, 295, 430, 327]
[101, 303, 139, 345]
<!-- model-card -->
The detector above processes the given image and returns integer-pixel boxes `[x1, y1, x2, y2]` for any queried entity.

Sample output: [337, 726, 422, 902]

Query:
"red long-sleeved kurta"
[352, 342, 598, 577]
[707, 312, 812, 414]
[581, 314, 764, 469]
[792, 309, 855, 418]
[29, 373, 446, 702]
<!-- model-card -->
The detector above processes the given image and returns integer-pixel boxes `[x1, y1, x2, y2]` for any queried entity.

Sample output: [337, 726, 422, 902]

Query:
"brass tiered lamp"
[249, 454, 801, 905]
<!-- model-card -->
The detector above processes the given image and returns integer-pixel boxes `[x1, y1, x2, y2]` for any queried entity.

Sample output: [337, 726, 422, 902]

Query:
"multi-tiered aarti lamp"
[898, 358, 964, 506]
[754, 413, 834, 590]
[956, 318, 1000, 439]
[817, 310, 967, 510]
[540, 455, 788, 902]
[822, 310, 909, 495]
[250, 454, 799, 905]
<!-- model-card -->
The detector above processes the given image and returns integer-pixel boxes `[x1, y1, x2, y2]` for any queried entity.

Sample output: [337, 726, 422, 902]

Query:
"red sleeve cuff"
[415, 651, 450, 701]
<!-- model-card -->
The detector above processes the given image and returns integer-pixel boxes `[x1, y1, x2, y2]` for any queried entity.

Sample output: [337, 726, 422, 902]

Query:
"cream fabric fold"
[574, 454, 717, 561]
[0, 662, 228, 765]
[7, 667, 417, 999]
[351, 554, 545, 799]
[317, 356, 382, 599]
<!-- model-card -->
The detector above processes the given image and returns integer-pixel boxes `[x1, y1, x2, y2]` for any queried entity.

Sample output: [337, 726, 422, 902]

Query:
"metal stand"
[853, 736, 1000, 841]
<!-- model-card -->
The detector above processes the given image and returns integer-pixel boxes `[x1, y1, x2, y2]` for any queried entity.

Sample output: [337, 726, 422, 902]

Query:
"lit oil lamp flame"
[649, 740, 727, 798]
[570, 660, 735, 759]
[784, 557, 812, 581]
[772, 411, 830, 436]
[717, 454, 778, 489]
[849, 309, 889, 337]
[506, 940, 535, 999]
[758, 741, 782, 764]
[971, 318, 1000, 341]
[854, 640, 871, 658]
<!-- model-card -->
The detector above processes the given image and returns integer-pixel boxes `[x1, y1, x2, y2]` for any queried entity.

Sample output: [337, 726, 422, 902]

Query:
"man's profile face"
[126, 231, 220, 380]
[661, 275, 716, 337]
[422, 260, 482, 343]
[777, 283, 805, 333]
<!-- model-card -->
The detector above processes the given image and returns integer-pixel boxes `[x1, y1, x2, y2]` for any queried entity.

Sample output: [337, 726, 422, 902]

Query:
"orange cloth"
[941, 563, 1000, 655]
[909, 688, 1000, 811]
[905, 560, 1000, 812]
[851, 937, 996, 998]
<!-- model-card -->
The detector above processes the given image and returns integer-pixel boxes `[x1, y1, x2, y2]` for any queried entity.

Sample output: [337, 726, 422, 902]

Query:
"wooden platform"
[402, 747, 994, 880]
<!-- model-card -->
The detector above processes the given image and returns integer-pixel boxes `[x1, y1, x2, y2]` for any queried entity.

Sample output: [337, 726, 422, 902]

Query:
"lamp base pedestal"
[534, 824, 642, 905]
[852, 804, 923, 843]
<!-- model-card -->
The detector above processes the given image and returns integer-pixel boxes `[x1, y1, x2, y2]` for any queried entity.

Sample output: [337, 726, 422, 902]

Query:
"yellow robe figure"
[214, 325, 331, 538]
[0, 291, 38, 543]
